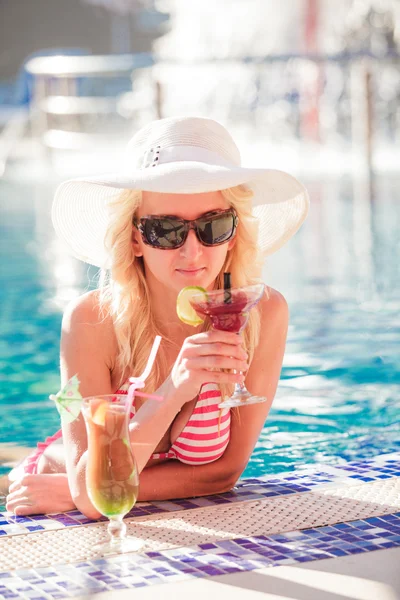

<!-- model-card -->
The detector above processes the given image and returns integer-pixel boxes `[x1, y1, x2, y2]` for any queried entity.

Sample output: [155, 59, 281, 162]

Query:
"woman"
[6, 116, 309, 518]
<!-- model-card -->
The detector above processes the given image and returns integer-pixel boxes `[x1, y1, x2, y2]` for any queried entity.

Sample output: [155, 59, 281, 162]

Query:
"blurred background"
[1, 0, 399, 496]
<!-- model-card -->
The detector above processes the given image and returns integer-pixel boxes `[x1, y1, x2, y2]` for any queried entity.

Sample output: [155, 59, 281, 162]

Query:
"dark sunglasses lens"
[197, 212, 235, 245]
[144, 218, 186, 248]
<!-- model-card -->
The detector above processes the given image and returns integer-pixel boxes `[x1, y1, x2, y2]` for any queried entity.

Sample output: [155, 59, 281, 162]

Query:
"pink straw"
[127, 336, 163, 407]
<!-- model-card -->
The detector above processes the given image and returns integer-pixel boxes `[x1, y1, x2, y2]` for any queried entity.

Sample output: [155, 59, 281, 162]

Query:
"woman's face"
[132, 191, 236, 295]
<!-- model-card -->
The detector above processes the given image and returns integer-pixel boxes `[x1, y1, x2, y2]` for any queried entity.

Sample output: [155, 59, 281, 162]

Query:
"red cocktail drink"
[189, 283, 268, 408]
[191, 291, 249, 332]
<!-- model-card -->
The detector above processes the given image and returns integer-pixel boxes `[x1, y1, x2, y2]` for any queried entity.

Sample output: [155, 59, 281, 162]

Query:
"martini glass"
[190, 283, 267, 408]
[81, 394, 143, 555]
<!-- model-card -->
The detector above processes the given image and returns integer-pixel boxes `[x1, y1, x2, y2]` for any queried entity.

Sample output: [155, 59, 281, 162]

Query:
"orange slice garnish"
[91, 398, 108, 426]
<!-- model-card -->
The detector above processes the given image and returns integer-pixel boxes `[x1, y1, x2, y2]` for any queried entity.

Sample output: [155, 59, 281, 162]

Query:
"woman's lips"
[176, 267, 205, 276]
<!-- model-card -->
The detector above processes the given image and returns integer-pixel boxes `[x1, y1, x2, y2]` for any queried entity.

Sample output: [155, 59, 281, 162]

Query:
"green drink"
[82, 394, 142, 555]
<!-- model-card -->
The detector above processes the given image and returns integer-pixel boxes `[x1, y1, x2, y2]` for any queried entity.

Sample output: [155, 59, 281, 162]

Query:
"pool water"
[1, 172, 399, 493]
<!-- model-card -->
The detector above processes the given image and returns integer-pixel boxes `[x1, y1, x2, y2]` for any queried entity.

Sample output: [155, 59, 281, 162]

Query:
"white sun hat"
[52, 116, 309, 268]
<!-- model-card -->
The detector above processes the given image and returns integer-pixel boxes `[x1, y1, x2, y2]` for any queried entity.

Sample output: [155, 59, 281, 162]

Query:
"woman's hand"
[170, 329, 248, 403]
[6, 473, 75, 516]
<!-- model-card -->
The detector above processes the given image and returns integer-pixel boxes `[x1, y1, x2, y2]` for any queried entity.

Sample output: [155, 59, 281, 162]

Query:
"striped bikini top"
[117, 381, 231, 465]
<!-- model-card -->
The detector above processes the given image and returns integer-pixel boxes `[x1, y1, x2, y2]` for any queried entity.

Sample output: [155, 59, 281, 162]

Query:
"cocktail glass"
[81, 394, 143, 555]
[190, 283, 267, 408]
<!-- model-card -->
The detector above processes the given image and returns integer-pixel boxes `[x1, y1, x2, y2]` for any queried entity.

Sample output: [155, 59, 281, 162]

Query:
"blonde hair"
[99, 186, 263, 398]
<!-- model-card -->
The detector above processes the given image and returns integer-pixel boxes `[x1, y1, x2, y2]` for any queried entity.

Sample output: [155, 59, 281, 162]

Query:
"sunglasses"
[134, 208, 238, 249]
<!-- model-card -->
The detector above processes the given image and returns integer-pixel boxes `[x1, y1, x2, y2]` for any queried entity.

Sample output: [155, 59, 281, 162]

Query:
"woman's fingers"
[185, 342, 247, 360]
[7, 499, 33, 512]
[8, 478, 25, 494]
[190, 330, 243, 347]
[5, 473, 75, 516]
[6, 493, 33, 513]
[13, 505, 34, 516]
[171, 329, 247, 403]
[185, 355, 248, 372]
[6, 476, 35, 513]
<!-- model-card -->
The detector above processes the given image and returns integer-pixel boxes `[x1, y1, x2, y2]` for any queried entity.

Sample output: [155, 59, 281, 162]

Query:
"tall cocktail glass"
[190, 283, 267, 408]
[81, 394, 143, 555]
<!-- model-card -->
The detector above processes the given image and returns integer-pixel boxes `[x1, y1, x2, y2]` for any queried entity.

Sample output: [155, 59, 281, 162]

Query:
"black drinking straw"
[224, 272, 232, 304]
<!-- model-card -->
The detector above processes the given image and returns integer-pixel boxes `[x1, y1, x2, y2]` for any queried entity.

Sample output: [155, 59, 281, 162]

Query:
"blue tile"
[145, 552, 163, 559]
[326, 548, 349, 557]
[26, 525, 45, 532]
[197, 566, 225, 576]
[367, 517, 388, 526]
[335, 521, 354, 530]
[385, 515, 400, 524]
[344, 521, 368, 529]
[346, 547, 364, 554]
[379, 541, 399, 549]
[355, 540, 378, 548]
[339, 535, 361, 542]
[221, 566, 243, 573]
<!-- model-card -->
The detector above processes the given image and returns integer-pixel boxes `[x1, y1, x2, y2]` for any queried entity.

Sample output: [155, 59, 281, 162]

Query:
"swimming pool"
[1, 172, 399, 491]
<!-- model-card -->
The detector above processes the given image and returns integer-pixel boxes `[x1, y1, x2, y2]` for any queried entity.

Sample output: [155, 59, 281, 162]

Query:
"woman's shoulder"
[62, 289, 112, 329]
[259, 286, 289, 326]
[61, 290, 118, 371]
[60, 290, 120, 391]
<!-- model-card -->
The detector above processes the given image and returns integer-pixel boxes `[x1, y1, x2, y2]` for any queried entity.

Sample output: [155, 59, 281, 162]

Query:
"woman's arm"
[61, 291, 247, 518]
[60, 291, 188, 518]
[137, 288, 289, 501]
[60, 292, 116, 518]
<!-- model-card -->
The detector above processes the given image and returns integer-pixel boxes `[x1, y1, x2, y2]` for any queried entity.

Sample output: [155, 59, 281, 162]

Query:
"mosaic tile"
[1, 451, 399, 540]
[0, 453, 399, 598]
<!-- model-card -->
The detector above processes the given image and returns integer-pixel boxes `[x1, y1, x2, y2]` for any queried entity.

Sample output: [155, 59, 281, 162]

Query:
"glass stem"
[231, 368, 252, 400]
[108, 516, 126, 545]
[235, 381, 246, 394]
[233, 332, 247, 395]
[233, 369, 244, 392]
[232, 370, 250, 397]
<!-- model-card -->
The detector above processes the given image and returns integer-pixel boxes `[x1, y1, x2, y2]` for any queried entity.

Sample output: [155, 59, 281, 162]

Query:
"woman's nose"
[179, 229, 202, 258]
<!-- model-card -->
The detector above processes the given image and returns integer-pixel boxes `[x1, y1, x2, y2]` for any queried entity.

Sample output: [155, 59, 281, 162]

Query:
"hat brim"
[52, 161, 309, 268]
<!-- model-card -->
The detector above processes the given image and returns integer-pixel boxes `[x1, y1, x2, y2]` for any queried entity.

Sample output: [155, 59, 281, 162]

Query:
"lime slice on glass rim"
[176, 286, 208, 327]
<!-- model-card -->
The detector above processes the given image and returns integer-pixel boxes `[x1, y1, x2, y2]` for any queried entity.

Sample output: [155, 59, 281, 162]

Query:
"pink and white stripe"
[129, 382, 231, 465]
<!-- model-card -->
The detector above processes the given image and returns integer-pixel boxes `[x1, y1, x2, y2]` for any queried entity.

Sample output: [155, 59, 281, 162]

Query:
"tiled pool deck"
[0, 452, 399, 599]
